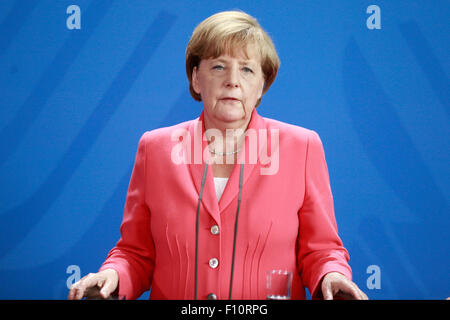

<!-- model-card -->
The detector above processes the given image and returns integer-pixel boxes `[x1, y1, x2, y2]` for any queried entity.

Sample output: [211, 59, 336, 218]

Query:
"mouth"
[220, 97, 241, 102]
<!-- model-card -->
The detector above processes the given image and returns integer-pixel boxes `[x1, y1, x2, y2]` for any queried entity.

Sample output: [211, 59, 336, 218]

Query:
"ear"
[192, 66, 201, 95]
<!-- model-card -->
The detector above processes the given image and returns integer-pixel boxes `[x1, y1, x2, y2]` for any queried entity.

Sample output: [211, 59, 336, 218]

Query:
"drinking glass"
[266, 270, 293, 300]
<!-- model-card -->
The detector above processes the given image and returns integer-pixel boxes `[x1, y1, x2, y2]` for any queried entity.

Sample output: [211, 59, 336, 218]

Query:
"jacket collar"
[187, 108, 266, 225]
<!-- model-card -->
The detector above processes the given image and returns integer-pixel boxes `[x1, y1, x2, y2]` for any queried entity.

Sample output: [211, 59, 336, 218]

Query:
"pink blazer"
[100, 108, 352, 300]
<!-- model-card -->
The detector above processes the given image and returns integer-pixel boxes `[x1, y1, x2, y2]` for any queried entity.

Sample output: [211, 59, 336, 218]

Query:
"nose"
[224, 66, 240, 88]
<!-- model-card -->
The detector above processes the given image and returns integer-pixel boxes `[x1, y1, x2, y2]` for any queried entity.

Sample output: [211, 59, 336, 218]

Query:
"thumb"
[100, 279, 116, 299]
[322, 283, 334, 300]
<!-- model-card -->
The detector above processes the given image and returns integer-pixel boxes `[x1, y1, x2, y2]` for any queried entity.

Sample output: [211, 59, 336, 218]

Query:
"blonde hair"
[185, 11, 280, 106]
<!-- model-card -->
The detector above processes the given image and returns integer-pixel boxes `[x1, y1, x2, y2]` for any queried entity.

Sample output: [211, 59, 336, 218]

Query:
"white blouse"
[213, 177, 229, 201]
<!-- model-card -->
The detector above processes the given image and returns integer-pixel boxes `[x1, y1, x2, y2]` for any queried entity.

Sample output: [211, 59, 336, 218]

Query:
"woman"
[68, 10, 367, 300]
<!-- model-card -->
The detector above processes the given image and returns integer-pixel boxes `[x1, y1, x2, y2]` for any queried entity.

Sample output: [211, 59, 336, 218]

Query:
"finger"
[68, 286, 77, 300]
[349, 283, 369, 300]
[70, 287, 83, 300]
[68, 285, 75, 300]
[100, 278, 116, 299]
[68, 282, 85, 300]
[322, 283, 334, 300]
[346, 282, 363, 300]
[68, 279, 83, 300]
[358, 288, 369, 300]
[347, 282, 367, 300]
[75, 285, 85, 300]
[83, 273, 103, 288]
[75, 274, 102, 300]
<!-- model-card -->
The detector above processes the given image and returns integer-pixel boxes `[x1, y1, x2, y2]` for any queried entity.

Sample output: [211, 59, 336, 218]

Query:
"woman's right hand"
[68, 268, 119, 300]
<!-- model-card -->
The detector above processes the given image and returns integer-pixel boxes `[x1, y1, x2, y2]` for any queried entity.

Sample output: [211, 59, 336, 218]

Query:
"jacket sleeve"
[99, 132, 155, 300]
[297, 130, 352, 299]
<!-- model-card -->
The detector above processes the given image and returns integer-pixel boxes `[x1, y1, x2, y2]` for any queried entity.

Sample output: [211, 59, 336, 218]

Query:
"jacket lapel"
[218, 108, 266, 211]
[187, 113, 221, 224]
[187, 108, 267, 221]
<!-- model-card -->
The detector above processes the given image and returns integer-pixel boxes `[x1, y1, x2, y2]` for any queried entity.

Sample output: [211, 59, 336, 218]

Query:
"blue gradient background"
[0, 0, 448, 299]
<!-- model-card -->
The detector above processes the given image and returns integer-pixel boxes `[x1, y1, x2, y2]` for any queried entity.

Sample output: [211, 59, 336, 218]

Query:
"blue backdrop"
[0, 0, 448, 299]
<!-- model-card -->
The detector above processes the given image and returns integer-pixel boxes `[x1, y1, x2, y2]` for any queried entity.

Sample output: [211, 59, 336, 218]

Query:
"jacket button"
[210, 225, 220, 235]
[209, 258, 219, 269]
[207, 293, 217, 300]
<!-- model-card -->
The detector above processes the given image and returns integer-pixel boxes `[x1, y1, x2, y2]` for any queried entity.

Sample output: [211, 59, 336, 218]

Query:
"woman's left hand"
[321, 272, 369, 300]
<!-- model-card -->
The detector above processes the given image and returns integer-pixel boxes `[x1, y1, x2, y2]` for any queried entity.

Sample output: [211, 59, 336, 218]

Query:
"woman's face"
[192, 47, 265, 129]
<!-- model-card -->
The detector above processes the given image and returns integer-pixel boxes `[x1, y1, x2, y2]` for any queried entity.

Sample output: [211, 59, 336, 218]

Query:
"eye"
[242, 67, 253, 73]
[212, 65, 224, 70]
